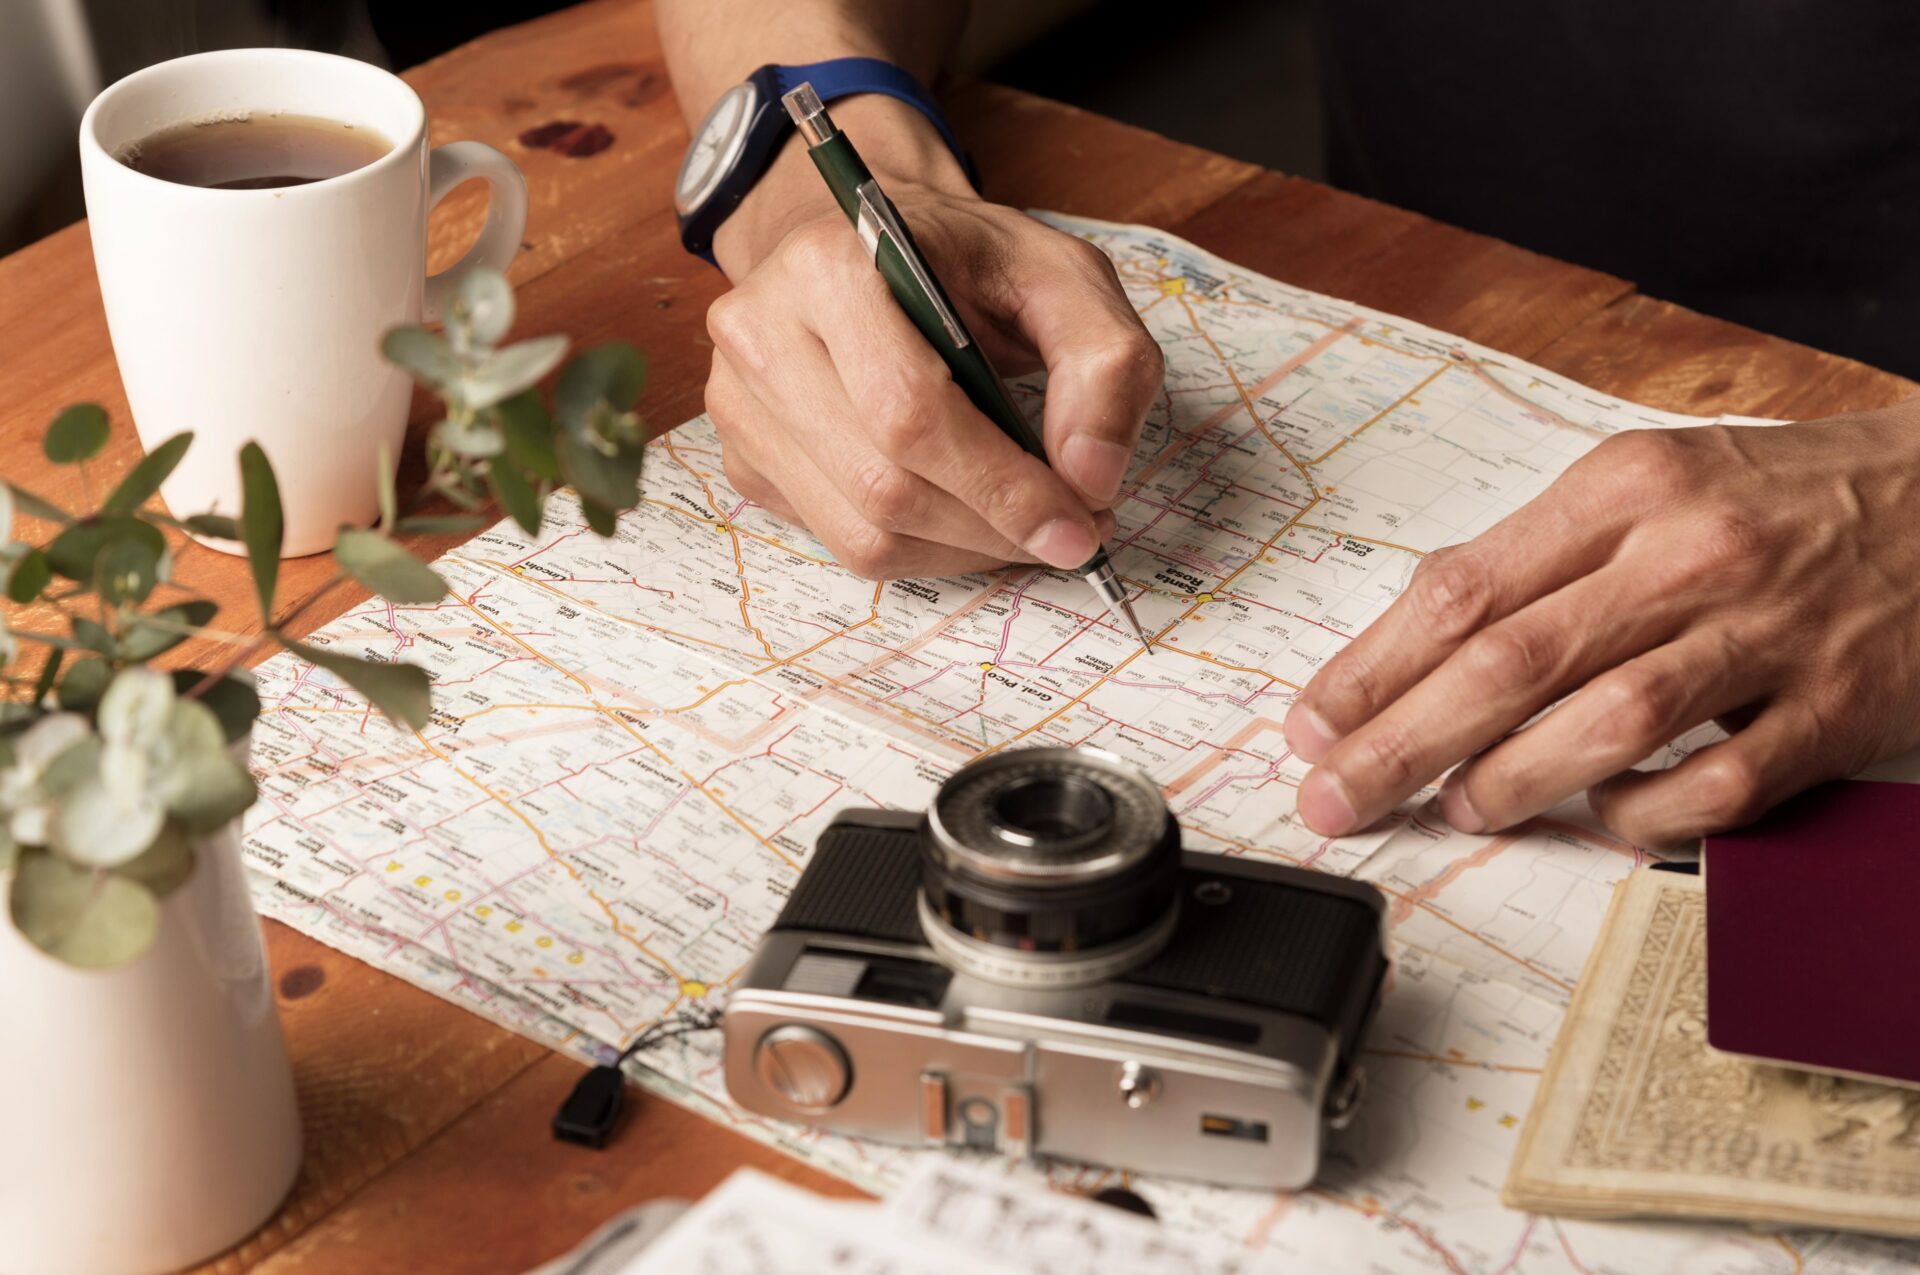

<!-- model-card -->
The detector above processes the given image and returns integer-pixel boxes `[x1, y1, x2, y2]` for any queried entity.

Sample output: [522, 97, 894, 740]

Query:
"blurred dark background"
[6, 0, 1915, 378]
[0, 0, 1318, 255]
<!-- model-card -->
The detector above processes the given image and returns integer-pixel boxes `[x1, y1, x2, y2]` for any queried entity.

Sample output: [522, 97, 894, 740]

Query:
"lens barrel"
[919, 749, 1179, 982]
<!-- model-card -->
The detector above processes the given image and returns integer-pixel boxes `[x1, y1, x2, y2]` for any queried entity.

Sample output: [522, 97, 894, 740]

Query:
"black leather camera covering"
[773, 813, 1388, 1068]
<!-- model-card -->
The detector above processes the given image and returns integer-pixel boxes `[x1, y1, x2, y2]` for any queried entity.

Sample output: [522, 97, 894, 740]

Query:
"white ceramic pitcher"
[0, 815, 302, 1275]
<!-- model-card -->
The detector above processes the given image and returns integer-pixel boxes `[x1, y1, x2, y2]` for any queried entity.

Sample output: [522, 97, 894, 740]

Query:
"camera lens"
[919, 748, 1180, 988]
[988, 773, 1114, 851]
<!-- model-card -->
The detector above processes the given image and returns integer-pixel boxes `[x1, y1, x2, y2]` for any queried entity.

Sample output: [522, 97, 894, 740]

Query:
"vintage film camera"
[722, 747, 1389, 1189]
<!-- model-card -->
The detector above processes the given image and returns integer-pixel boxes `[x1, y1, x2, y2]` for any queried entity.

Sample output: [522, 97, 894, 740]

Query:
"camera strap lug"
[918, 1069, 948, 1144]
[1327, 1062, 1366, 1130]
[1000, 1085, 1032, 1160]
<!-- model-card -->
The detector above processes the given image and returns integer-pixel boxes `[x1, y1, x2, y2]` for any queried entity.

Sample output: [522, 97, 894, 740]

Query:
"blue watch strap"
[678, 56, 976, 266]
[768, 58, 978, 189]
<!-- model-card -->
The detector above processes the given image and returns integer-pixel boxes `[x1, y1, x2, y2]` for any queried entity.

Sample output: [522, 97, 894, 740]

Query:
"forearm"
[656, 0, 975, 277]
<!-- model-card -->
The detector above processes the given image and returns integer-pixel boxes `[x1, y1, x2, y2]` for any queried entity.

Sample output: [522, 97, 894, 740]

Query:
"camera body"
[722, 749, 1389, 1190]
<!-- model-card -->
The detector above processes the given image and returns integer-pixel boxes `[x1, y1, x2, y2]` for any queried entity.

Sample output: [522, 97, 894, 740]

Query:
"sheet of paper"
[885, 1157, 1254, 1275]
[615, 1169, 1018, 1275]
[240, 214, 1920, 1272]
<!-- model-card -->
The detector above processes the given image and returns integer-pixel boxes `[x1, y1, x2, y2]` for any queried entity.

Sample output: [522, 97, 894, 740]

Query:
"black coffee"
[120, 114, 391, 190]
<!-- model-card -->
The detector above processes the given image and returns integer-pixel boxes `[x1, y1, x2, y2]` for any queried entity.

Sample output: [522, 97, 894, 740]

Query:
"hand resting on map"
[1283, 400, 1920, 847]
[701, 98, 1161, 580]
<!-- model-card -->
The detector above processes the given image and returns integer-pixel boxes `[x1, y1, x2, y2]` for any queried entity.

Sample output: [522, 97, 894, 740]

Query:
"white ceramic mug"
[79, 49, 527, 557]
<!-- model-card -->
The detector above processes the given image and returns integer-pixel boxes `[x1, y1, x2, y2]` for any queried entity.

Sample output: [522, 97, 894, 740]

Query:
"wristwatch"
[673, 57, 975, 265]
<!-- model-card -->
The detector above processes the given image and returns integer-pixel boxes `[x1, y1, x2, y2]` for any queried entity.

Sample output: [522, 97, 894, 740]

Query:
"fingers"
[1586, 705, 1828, 848]
[709, 218, 1113, 573]
[719, 447, 797, 522]
[1292, 561, 1690, 837]
[1284, 476, 1636, 765]
[744, 315, 1041, 562]
[1434, 627, 1767, 834]
[811, 261, 1111, 569]
[706, 352, 1010, 580]
[1004, 231, 1164, 506]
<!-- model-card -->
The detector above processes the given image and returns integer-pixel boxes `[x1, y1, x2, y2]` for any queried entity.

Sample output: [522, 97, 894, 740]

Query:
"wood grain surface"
[0, 0, 1908, 1270]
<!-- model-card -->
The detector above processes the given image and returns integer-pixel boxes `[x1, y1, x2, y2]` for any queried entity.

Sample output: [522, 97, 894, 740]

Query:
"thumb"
[1010, 231, 1164, 508]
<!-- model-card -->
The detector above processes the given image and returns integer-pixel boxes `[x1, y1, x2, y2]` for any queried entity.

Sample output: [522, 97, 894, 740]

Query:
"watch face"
[675, 81, 758, 217]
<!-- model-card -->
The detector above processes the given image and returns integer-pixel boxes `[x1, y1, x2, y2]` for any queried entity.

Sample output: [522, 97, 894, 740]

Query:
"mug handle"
[423, 141, 530, 322]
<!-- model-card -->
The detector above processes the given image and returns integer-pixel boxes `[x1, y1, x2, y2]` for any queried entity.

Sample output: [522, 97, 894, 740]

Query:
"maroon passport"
[1705, 779, 1920, 1085]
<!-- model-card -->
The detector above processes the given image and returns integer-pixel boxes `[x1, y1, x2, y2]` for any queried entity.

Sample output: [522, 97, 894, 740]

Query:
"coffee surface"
[120, 114, 390, 190]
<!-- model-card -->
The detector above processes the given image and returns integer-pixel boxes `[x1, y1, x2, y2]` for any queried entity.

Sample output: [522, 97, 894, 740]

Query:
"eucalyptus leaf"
[383, 325, 462, 389]
[169, 671, 259, 744]
[239, 443, 282, 619]
[31, 648, 64, 706]
[164, 761, 255, 834]
[282, 638, 431, 730]
[434, 413, 505, 459]
[36, 729, 101, 800]
[496, 390, 561, 481]
[433, 478, 484, 511]
[488, 458, 542, 536]
[166, 694, 225, 754]
[98, 667, 173, 745]
[119, 600, 219, 663]
[68, 618, 114, 659]
[332, 528, 448, 604]
[53, 771, 165, 868]
[557, 429, 643, 513]
[43, 403, 110, 464]
[0, 827, 15, 873]
[184, 513, 241, 541]
[96, 530, 162, 606]
[7, 548, 50, 604]
[556, 343, 647, 430]
[451, 268, 515, 348]
[115, 820, 195, 896]
[580, 497, 618, 537]
[454, 335, 568, 410]
[57, 657, 110, 711]
[6, 482, 73, 526]
[103, 432, 192, 514]
[392, 514, 486, 536]
[9, 630, 77, 653]
[9, 849, 161, 968]
[47, 516, 165, 583]
[164, 747, 256, 834]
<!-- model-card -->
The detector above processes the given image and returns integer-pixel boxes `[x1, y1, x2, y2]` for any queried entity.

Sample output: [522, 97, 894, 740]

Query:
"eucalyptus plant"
[1, 268, 646, 968]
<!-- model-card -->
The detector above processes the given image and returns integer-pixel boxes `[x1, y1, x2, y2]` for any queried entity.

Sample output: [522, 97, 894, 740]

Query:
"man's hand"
[656, 2, 1161, 581]
[1282, 402, 1920, 847]
[703, 140, 1161, 580]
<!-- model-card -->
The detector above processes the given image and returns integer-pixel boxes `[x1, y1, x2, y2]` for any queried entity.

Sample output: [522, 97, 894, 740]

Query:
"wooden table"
[3, 3, 1913, 1270]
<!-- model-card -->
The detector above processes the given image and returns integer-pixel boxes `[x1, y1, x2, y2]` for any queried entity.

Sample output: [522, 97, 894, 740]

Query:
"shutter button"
[1116, 1060, 1161, 1109]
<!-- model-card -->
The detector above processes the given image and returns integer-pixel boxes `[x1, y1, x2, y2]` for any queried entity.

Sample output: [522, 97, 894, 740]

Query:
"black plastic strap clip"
[550, 1005, 724, 1149]
[552, 1065, 629, 1149]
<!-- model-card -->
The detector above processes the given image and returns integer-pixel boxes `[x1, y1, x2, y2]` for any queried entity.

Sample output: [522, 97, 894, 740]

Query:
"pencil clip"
[855, 181, 969, 350]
